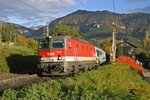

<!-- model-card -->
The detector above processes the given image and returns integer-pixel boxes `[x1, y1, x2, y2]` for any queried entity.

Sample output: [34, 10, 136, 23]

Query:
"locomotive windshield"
[39, 39, 49, 50]
[52, 40, 64, 49]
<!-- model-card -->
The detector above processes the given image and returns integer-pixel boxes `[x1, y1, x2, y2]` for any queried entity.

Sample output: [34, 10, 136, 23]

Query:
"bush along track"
[0, 45, 38, 73]
[1, 63, 150, 100]
[116, 56, 144, 75]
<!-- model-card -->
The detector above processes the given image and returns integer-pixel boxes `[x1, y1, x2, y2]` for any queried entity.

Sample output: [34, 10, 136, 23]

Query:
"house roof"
[116, 41, 137, 48]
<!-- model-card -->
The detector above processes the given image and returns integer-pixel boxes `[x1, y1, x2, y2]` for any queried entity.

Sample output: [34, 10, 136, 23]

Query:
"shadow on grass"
[6, 54, 39, 74]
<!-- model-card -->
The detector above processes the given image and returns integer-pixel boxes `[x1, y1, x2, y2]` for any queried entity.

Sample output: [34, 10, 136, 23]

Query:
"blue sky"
[0, 0, 150, 27]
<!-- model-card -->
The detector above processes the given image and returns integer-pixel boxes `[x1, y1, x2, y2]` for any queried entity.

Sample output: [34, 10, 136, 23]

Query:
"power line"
[17, 0, 44, 13]
[16, 0, 57, 29]
[17, 0, 56, 20]
[113, 0, 116, 13]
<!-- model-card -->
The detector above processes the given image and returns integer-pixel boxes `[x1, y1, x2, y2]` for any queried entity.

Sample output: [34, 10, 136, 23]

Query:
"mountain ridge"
[49, 10, 150, 41]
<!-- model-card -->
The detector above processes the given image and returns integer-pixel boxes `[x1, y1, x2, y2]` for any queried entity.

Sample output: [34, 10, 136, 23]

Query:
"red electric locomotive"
[37, 35, 106, 75]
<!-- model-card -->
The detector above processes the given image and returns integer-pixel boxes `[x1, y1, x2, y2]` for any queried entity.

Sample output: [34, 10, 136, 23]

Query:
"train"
[37, 35, 106, 76]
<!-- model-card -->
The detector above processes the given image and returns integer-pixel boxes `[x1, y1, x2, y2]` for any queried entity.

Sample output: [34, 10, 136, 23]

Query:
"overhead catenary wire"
[17, 0, 44, 13]
[17, 0, 56, 22]
[113, 0, 116, 13]
[17, 0, 55, 36]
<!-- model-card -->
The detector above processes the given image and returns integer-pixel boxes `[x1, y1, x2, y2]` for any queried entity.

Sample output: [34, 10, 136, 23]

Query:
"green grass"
[1, 63, 150, 100]
[0, 43, 38, 73]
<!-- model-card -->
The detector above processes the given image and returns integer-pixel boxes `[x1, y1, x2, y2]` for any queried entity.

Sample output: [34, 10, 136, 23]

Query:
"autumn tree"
[99, 37, 112, 55]
[16, 34, 27, 47]
[51, 24, 82, 38]
[143, 27, 150, 57]
[99, 37, 120, 55]
[27, 38, 38, 50]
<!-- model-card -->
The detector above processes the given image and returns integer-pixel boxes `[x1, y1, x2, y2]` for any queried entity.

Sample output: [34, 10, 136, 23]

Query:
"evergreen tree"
[9, 24, 17, 44]
[2, 26, 10, 42]
[116, 45, 124, 58]
[2, 24, 17, 43]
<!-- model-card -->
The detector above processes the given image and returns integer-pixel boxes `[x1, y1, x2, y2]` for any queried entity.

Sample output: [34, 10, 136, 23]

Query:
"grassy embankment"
[0, 43, 38, 73]
[1, 63, 150, 100]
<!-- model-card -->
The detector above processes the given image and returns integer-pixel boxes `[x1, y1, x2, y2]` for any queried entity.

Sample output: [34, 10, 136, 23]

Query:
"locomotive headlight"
[49, 36, 52, 38]
[58, 56, 62, 60]
[58, 55, 62, 60]
[41, 58, 44, 61]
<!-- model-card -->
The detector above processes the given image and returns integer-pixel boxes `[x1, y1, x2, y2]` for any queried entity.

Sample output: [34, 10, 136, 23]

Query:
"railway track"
[0, 73, 48, 93]
[143, 70, 150, 84]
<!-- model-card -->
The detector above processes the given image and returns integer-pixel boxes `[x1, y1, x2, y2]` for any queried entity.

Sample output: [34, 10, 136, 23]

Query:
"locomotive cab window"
[52, 40, 64, 49]
[39, 39, 49, 50]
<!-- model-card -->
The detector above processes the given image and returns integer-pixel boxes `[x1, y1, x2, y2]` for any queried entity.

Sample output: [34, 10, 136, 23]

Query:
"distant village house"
[116, 41, 137, 59]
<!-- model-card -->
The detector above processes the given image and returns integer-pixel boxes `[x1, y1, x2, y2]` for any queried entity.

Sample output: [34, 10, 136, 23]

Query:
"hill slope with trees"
[50, 10, 150, 40]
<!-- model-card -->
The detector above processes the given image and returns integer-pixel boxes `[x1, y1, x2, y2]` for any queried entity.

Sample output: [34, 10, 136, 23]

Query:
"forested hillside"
[50, 10, 150, 40]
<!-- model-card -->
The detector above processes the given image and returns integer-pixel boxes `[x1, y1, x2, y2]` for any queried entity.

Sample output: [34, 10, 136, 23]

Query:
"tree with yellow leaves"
[17, 34, 27, 47]
[143, 27, 150, 57]
[27, 38, 38, 50]
[99, 37, 112, 55]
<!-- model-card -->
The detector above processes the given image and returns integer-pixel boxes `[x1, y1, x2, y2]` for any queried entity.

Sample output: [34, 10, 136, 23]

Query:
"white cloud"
[128, 5, 150, 13]
[0, 0, 83, 27]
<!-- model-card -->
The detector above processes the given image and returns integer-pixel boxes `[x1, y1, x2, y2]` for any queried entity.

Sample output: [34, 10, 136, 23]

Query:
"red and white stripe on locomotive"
[38, 36, 106, 75]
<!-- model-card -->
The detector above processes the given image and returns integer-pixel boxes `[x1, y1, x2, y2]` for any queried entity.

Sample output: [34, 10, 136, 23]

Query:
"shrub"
[116, 56, 143, 75]
[2, 80, 63, 100]
[0, 45, 38, 73]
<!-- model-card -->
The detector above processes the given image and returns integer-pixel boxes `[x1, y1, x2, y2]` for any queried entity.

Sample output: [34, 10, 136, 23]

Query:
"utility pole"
[9, 27, 11, 47]
[43, 26, 45, 37]
[11, 24, 16, 45]
[14, 30, 16, 45]
[0, 22, 2, 44]
[46, 22, 49, 36]
[110, 0, 116, 64]
[110, 22, 116, 64]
